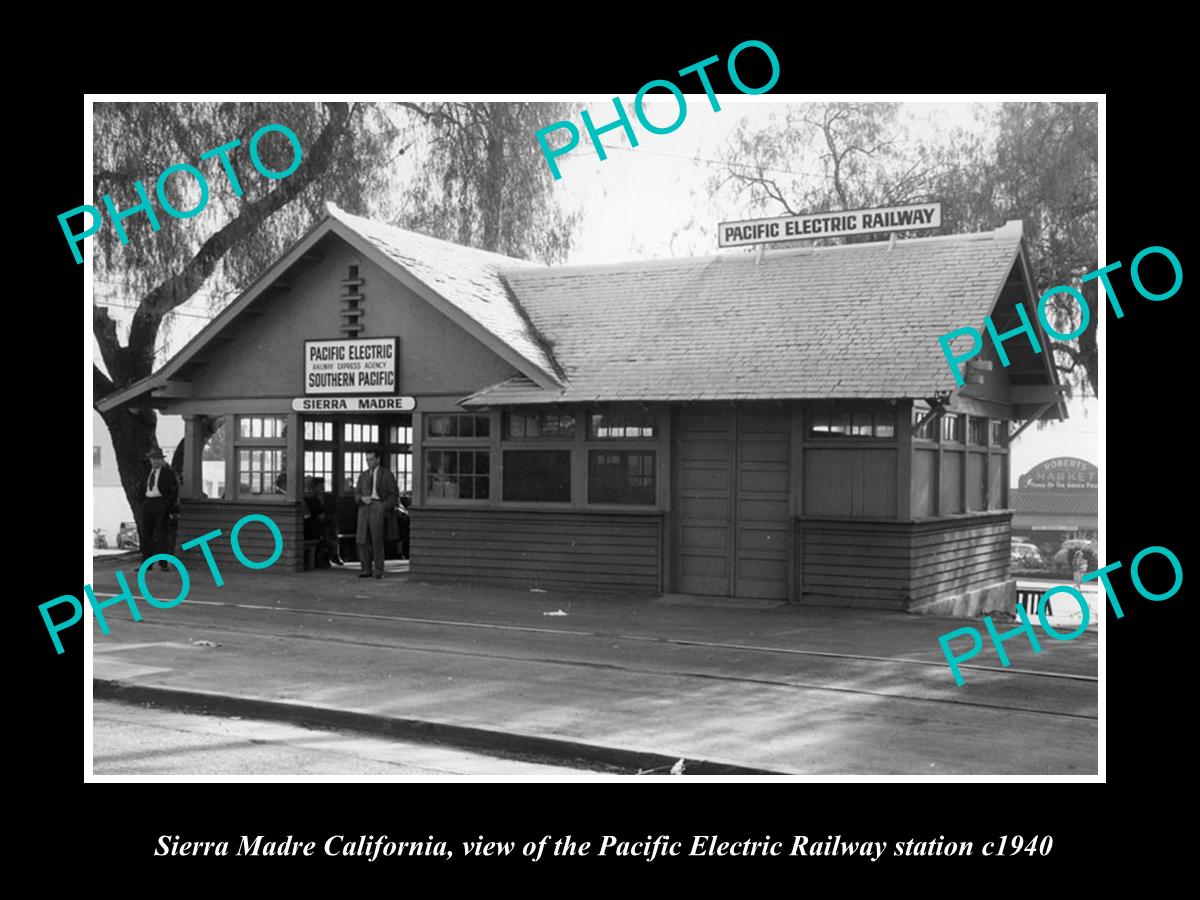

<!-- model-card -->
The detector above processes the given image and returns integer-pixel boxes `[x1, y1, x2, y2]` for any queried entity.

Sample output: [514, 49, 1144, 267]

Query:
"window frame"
[233, 415, 289, 502]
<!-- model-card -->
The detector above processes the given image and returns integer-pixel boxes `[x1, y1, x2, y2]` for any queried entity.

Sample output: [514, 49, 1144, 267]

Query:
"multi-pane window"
[426, 449, 490, 500]
[912, 403, 937, 440]
[810, 409, 895, 438]
[940, 413, 963, 444]
[506, 411, 575, 438]
[236, 415, 288, 498]
[503, 450, 571, 502]
[589, 411, 655, 439]
[968, 417, 987, 446]
[304, 451, 334, 490]
[239, 416, 286, 439]
[388, 424, 413, 493]
[990, 420, 1007, 446]
[304, 421, 334, 442]
[238, 448, 287, 496]
[426, 414, 489, 438]
[588, 450, 655, 505]
[303, 419, 335, 491]
[344, 422, 378, 444]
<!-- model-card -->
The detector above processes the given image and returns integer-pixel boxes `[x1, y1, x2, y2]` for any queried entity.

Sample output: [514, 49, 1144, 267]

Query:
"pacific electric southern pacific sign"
[718, 202, 941, 248]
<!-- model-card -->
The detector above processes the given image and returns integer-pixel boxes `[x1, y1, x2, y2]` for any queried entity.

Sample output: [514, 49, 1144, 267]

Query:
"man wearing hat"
[138, 447, 180, 570]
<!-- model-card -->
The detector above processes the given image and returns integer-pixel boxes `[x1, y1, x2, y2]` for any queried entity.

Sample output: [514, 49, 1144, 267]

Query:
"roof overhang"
[97, 214, 563, 414]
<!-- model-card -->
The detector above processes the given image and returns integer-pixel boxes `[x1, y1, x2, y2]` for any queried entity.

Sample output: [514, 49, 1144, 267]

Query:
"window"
[589, 411, 656, 439]
[426, 449, 490, 500]
[236, 415, 288, 498]
[240, 416, 287, 440]
[506, 411, 575, 438]
[93, 446, 101, 468]
[303, 418, 335, 490]
[238, 448, 287, 496]
[912, 403, 937, 440]
[811, 409, 895, 438]
[344, 422, 378, 444]
[941, 413, 963, 443]
[503, 450, 570, 502]
[990, 420, 1007, 446]
[389, 424, 413, 493]
[968, 417, 987, 446]
[426, 414, 489, 438]
[304, 420, 334, 442]
[589, 450, 655, 504]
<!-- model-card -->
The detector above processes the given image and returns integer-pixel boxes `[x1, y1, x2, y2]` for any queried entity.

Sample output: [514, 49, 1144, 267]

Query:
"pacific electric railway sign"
[718, 202, 942, 248]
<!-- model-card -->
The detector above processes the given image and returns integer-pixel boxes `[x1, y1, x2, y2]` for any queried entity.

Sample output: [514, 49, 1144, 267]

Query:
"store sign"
[718, 202, 941, 248]
[305, 337, 399, 395]
[292, 396, 416, 413]
[1019, 457, 1098, 491]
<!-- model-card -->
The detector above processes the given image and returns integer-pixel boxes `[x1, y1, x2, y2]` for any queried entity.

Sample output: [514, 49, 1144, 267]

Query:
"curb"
[94, 679, 786, 776]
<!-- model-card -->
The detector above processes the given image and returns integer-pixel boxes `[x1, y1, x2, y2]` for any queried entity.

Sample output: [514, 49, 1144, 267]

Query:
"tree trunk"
[94, 103, 354, 516]
[481, 104, 507, 252]
[100, 406, 158, 523]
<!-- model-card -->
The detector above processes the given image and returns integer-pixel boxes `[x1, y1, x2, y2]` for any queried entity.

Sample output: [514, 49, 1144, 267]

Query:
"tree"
[709, 101, 1099, 393]
[92, 101, 581, 519]
[393, 102, 581, 261]
[709, 102, 941, 242]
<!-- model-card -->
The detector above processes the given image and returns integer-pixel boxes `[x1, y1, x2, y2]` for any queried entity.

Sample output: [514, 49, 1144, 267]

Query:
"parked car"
[1011, 541, 1044, 568]
[1052, 538, 1098, 576]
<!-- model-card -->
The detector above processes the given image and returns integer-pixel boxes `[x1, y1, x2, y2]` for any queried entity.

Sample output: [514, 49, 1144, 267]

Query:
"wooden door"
[674, 406, 792, 599]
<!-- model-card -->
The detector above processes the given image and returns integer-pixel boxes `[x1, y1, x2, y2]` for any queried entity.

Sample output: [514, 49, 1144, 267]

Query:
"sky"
[91, 99, 1098, 480]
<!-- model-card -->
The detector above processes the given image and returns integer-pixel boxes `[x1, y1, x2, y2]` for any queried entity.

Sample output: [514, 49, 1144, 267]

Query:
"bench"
[1016, 588, 1053, 617]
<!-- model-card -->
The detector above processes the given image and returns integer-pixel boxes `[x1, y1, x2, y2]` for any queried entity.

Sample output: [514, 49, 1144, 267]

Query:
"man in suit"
[138, 447, 180, 571]
[354, 450, 398, 579]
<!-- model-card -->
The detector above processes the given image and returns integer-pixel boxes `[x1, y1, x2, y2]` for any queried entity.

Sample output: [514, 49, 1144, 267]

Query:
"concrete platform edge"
[93, 678, 785, 777]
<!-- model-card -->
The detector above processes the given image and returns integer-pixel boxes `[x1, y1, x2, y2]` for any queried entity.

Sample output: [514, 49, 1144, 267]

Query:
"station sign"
[718, 202, 941, 248]
[292, 396, 416, 413]
[304, 337, 399, 395]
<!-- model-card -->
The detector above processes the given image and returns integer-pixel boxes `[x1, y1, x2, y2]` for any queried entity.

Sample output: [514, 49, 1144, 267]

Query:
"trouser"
[359, 501, 386, 575]
[140, 497, 170, 561]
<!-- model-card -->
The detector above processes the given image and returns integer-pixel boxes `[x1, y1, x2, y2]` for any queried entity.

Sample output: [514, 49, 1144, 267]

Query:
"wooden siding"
[804, 447, 897, 518]
[177, 500, 305, 573]
[797, 512, 1013, 610]
[413, 508, 663, 593]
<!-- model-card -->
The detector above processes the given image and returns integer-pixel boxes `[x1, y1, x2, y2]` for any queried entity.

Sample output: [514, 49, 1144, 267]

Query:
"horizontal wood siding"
[909, 515, 1011, 602]
[798, 512, 1013, 610]
[177, 500, 305, 573]
[798, 520, 914, 610]
[413, 508, 663, 593]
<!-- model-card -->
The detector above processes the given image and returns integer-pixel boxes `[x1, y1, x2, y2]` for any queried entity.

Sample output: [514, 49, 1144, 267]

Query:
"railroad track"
[91, 593, 1099, 723]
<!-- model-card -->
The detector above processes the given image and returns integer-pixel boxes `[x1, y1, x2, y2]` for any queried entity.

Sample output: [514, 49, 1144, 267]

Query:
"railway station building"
[98, 204, 1067, 615]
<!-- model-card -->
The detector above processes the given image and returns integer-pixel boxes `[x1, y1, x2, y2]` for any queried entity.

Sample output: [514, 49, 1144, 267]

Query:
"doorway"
[673, 406, 792, 599]
[302, 415, 413, 563]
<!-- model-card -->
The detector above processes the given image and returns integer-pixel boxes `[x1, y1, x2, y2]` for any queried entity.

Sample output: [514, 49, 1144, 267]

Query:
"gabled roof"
[97, 203, 561, 412]
[463, 224, 1039, 405]
[325, 205, 560, 383]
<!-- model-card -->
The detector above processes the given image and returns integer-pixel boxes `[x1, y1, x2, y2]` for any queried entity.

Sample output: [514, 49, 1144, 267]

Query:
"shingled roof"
[1011, 489, 1098, 516]
[327, 205, 561, 386]
[461, 225, 1028, 405]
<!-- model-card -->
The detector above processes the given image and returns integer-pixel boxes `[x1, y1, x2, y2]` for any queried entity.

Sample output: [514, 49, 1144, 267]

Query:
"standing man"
[355, 450, 398, 579]
[138, 448, 179, 571]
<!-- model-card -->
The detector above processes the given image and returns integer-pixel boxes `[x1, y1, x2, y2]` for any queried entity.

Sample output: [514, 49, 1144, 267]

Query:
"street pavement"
[94, 701, 585, 776]
[87, 556, 1099, 776]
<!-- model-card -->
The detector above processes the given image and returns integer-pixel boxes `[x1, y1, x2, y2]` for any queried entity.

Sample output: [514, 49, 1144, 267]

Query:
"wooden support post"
[181, 414, 201, 499]
[286, 412, 301, 501]
[896, 400, 913, 521]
